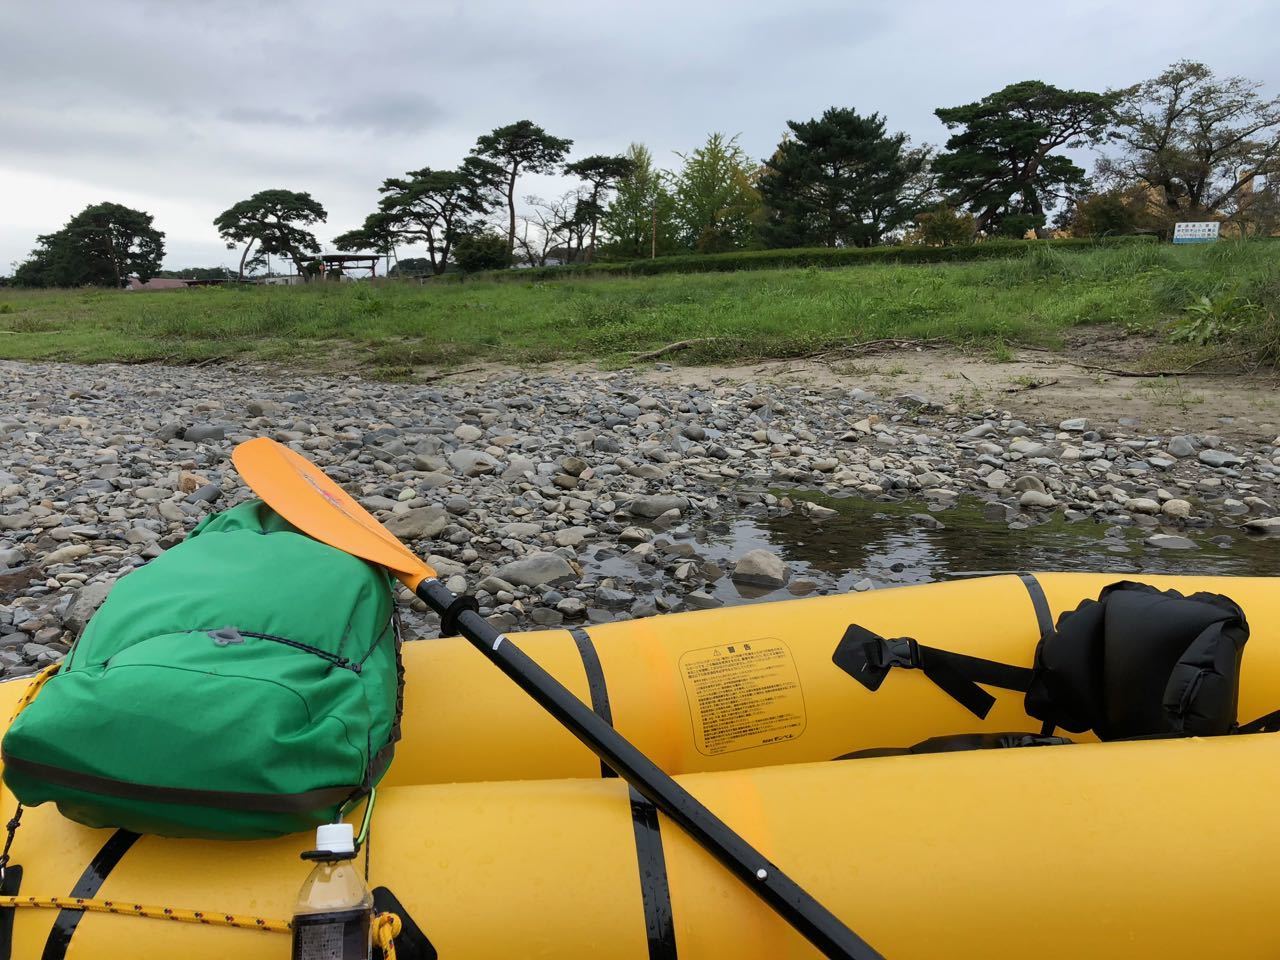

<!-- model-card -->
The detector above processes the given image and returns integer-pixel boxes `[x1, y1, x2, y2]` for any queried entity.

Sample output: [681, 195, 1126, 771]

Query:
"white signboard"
[1173, 221, 1220, 244]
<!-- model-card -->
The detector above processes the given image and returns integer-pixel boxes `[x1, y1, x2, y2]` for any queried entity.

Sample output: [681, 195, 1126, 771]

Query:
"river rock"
[385, 507, 447, 540]
[448, 449, 499, 477]
[495, 552, 576, 587]
[730, 549, 789, 588]
[1199, 449, 1241, 468]
[1244, 517, 1280, 534]
[628, 495, 689, 518]
[1019, 490, 1056, 509]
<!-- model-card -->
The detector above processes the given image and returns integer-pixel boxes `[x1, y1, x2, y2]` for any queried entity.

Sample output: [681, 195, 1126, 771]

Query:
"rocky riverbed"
[2, 358, 1279, 677]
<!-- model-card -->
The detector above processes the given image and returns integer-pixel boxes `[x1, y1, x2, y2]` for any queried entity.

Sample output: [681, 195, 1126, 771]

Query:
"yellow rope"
[0, 896, 401, 957]
[8, 664, 59, 724]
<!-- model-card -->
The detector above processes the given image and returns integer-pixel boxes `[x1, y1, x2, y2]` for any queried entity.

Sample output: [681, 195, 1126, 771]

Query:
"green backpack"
[1, 500, 402, 840]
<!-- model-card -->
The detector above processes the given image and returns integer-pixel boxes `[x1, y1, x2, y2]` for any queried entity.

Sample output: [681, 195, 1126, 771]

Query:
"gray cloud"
[2, 0, 1278, 269]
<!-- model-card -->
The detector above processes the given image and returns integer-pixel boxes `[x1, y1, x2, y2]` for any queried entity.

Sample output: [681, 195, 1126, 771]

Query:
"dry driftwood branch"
[629, 338, 722, 362]
[1003, 377, 1059, 393]
[1022, 351, 1251, 379]
[803, 337, 946, 362]
[420, 366, 483, 383]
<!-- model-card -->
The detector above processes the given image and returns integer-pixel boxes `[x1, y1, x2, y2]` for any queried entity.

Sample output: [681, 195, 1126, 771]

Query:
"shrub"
[453, 234, 510, 274]
[904, 206, 976, 246]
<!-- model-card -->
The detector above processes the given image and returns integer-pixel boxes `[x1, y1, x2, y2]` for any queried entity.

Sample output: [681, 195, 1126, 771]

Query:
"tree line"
[9, 60, 1280, 287]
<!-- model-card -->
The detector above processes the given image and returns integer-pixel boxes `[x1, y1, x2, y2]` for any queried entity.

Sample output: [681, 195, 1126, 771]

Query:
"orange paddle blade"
[232, 437, 435, 588]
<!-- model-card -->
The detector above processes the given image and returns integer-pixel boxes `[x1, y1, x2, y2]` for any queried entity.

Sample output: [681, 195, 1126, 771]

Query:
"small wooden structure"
[313, 254, 381, 279]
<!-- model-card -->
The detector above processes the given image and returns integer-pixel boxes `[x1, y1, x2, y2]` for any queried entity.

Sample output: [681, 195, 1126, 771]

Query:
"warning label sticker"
[679, 638, 806, 756]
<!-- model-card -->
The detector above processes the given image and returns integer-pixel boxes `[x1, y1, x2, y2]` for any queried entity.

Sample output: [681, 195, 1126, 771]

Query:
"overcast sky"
[2, 0, 1277, 271]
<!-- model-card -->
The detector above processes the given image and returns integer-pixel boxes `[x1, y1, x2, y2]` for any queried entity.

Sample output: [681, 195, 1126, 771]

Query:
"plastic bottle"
[291, 822, 374, 960]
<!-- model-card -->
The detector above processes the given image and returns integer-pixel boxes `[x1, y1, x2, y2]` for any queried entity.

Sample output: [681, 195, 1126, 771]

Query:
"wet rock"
[1146, 533, 1197, 550]
[685, 591, 723, 610]
[1018, 490, 1057, 509]
[555, 597, 587, 618]
[495, 552, 576, 587]
[628, 495, 689, 518]
[730, 549, 788, 588]
[1244, 517, 1280, 535]
[1012, 475, 1046, 494]
[907, 513, 945, 530]
[1124, 498, 1160, 515]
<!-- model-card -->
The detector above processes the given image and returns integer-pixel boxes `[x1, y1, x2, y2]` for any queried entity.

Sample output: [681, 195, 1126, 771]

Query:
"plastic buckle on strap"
[833, 624, 922, 693]
[872, 637, 920, 671]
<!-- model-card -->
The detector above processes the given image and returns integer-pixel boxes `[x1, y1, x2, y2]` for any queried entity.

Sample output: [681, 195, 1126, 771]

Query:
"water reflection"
[682, 492, 1280, 605]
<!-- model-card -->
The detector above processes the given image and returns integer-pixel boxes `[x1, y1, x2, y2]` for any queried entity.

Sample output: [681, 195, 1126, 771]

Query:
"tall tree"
[598, 143, 679, 260]
[213, 190, 327, 279]
[759, 108, 930, 247]
[12, 202, 165, 288]
[471, 120, 573, 255]
[669, 133, 764, 253]
[564, 154, 636, 262]
[1098, 61, 1280, 222]
[363, 159, 499, 275]
[934, 81, 1121, 236]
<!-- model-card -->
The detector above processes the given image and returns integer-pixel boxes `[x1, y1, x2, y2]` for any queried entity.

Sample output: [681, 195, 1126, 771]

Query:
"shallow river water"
[599, 490, 1280, 609]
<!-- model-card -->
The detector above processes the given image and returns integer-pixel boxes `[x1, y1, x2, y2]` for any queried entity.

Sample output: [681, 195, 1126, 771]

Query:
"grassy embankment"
[1, 240, 1276, 378]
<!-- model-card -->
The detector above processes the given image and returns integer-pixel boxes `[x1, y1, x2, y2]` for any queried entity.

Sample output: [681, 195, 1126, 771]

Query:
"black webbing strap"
[1238, 710, 1280, 735]
[833, 625, 1034, 720]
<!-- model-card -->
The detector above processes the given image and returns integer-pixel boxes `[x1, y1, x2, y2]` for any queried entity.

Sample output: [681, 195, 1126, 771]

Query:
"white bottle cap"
[314, 822, 355, 855]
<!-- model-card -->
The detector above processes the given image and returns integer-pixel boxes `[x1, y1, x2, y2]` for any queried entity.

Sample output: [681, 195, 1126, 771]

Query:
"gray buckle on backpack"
[209, 626, 244, 646]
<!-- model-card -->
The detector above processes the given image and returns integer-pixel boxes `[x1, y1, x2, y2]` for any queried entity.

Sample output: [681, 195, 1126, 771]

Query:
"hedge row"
[458, 236, 1157, 284]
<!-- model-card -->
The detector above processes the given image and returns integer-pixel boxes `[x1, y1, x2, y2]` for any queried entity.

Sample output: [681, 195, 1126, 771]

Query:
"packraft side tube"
[390, 572, 1280, 784]
[2, 733, 1278, 958]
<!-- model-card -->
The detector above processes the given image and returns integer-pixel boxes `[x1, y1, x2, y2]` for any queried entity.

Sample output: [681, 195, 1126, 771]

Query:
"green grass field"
[1, 241, 1277, 378]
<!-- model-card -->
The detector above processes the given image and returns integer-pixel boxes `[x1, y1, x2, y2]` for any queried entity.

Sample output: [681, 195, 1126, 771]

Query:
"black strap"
[1018, 573, 1054, 640]
[1, 753, 357, 813]
[570, 627, 617, 778]
[41, 830, 139, 960]
[628, 788, 678, 960]
[912, 645, 1033, 719]
[0, 865, 21, 960]
[570, 628, 676, 956]
[833, 626, 1032, 720]
[1238, 709, 1280, 734]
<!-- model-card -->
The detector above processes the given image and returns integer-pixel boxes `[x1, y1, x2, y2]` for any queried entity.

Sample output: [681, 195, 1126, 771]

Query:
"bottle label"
[292, 907, 372, 960]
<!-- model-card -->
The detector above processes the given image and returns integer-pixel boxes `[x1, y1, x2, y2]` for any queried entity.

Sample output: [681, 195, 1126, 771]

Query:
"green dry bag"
[1, 500, 402, 839]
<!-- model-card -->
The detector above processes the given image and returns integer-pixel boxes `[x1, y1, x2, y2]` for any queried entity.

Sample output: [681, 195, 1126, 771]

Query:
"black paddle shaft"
[416, 578, 882, 960]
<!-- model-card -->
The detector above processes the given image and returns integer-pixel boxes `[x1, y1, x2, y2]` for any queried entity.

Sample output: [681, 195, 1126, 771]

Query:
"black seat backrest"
[1024, 581, 1248, 740]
